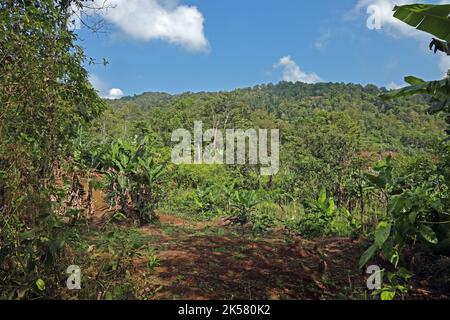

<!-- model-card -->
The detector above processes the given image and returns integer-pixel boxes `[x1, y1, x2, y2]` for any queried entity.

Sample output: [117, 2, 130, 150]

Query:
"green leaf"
[408, 211, 418, 224]
[318, 188, 327, 207]
[380, 289, 396, 301]
[404, 76, 425, 85]
[36, 279, 45, 291]
[326, 198, 335, 216]
[359, 244, 378, 269]
[381, 78, 450, 105]
[418, 225, 438, 244]
[375, 222, 392, 248]
[393, 4, 450, 41]
[112, 212, 127, 221]
[388, 195, 405, 216]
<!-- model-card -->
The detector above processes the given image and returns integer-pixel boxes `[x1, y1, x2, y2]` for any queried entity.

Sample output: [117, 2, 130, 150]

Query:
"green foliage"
[383, 4, 450, 135]
[1, 0, 449, 299]
[373, 268, 413, 300]
[295, 188, 337, 237]
[63, 225, 156, 300]
[382, 76, 450, 117]
[99, 137, 167, 224]
[0, 0, 105, 299]
[360, 155, 449, 269]
[146, 252, 161, 271]
[287, 188, 359, 238]
[392, 4, 450, 41]
[102, 81, 446, 245]
[229, 190, 261, 225]
[193, 185, 219, 217]
[251, 210, 277, 234]
[0, 211, 66, 299]
[358, 5, 450, 298]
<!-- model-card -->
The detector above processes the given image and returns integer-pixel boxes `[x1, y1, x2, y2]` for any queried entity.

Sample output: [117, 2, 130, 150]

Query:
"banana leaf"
[381, 76, 450, 114]
[393, 4, 450, 41]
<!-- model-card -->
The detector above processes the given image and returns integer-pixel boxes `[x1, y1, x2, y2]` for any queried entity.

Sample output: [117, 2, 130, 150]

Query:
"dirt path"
[130, 214, 369, 300]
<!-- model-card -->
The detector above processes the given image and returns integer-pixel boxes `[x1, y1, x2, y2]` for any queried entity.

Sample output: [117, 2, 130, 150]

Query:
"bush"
[99, 138, 167, 224]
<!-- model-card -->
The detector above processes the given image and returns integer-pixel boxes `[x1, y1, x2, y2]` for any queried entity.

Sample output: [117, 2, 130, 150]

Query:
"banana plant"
[130, 157, 165, 223]
[230, 190, 260, 224]
[381, 4, 450, 133]
[193, 185, 217, 216]
[219, 181, 236, 215]
[381, 75, 450, 116]
[103, 140, 135, 214]
[306, 187, 336, 221]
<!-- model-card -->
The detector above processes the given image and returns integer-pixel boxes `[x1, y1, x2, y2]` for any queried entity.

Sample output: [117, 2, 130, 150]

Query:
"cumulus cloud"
[107, 88, 124, 99]
[89, 74, 124, 99]
[274, 56, 322, 84]
[95, 0, 209, 52]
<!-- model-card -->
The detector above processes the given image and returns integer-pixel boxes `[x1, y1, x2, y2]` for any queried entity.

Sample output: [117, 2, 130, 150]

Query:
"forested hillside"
[106, 82, 445, 154]
[89, 82, 447, 238]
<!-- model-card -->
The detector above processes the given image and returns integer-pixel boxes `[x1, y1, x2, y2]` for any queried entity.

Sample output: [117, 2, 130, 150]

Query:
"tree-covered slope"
[104, 81, 446, 154]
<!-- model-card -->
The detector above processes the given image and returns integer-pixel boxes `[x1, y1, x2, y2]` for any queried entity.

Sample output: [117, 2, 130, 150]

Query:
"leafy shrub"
[360, 156, 450, 270]
[229, 190, 260, 224]
[100, 138, 167, 224]
[295, 188, 337, 237]
[0, 211, 66, 299]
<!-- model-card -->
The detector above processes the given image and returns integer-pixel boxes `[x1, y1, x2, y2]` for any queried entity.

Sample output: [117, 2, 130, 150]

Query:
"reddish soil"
[128, 214, 369, 300]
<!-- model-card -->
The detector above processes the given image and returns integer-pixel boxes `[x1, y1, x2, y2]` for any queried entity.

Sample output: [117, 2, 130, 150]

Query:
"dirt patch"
[130, 214, 368, 300]
[84, 203, 449, 300]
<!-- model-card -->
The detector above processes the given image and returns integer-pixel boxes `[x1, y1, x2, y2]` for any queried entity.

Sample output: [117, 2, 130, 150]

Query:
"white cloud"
[96, 0, 209, 52]
[274, 56, 322, 84]
[349, 0, 426, 38]
[107, 88, 124, 99]
[89, 74, 124, 99]
[314, 31, 331, 50]
[350, 1, 450, 78]
[351, 0, 450, 38]
[385, 81, 405, 90]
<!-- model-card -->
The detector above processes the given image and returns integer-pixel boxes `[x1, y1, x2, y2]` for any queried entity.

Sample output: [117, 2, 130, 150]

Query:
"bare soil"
[89, 211, 448, 300]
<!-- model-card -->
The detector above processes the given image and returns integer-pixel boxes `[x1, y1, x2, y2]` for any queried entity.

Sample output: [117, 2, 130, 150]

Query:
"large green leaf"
[380, 289, 396, 301]
[393, 4, 450, 41]
[418, 225, 438, 244]
[36, 279, 45, 291]
[404, 76, 425, 85]
[375, 222, 392, 248]
[359, 244, 378, 269]
[381, 77, 450, 114]
[318, 187, 327, 208]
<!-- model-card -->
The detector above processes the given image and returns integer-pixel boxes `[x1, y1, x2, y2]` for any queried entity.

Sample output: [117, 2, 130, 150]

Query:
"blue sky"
[77, 0, 450, 98]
